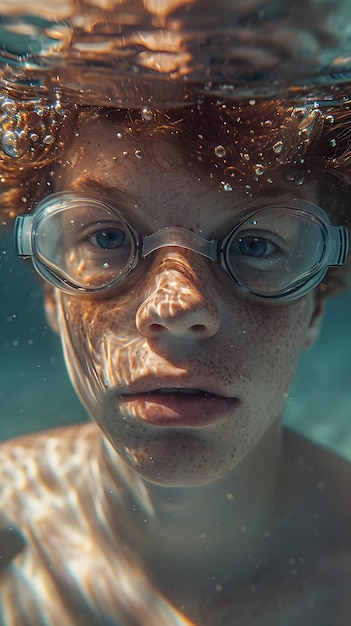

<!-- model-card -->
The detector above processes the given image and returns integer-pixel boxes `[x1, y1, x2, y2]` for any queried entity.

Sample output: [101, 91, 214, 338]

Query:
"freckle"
[316, 481, 326, 490]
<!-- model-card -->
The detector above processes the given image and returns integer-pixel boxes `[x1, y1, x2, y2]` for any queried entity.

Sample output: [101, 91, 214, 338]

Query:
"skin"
[1, 114, 351, 626]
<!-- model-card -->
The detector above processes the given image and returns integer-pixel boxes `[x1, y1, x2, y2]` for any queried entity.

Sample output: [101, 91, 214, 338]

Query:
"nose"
[135, 253, 221, 339]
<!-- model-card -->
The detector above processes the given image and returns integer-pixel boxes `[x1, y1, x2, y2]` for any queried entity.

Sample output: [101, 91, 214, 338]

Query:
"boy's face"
[45, 115, 323, 487]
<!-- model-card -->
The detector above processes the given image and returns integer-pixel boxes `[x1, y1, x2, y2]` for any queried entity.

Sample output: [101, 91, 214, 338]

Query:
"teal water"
[1, 222, 351, 458]
[0, 224, 87, 440]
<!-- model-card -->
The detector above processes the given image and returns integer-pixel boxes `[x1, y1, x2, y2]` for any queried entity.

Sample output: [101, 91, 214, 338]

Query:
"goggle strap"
[15, 215, 34, 257]
[328, 225, 349, 266]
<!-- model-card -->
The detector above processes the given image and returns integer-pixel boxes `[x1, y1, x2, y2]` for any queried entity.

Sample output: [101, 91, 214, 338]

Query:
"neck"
[99, 420, 283, 592]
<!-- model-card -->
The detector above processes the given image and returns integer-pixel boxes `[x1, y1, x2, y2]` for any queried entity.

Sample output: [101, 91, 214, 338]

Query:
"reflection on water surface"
[1, 0, 351, 106]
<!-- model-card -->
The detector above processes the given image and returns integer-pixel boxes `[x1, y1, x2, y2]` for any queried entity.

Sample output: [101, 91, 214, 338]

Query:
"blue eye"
[91, 228, 127, 250]
[236, 236, 276, 257]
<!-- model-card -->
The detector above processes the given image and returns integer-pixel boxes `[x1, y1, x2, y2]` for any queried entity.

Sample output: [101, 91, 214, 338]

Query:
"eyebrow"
[71, 175, 134, 206]
[72, 176, 122, 194]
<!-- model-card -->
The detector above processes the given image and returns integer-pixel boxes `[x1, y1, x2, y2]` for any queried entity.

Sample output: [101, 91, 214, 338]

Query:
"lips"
[119, 386, 238, 427]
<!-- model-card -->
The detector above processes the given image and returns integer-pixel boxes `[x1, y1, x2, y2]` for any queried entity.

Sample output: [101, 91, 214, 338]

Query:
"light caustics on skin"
[57, 264, 222, 395]
[0, 426, 197, 626]
[134, 264, 221, 336]
[54, 269, 227, 422]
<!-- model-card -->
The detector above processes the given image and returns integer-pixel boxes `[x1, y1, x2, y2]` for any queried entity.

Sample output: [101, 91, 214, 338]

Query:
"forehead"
[57, 113, 319, 228]
[60, 112, 210, 188]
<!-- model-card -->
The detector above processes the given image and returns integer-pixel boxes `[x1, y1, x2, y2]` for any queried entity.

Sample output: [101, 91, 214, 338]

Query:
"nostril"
[148, 322, 210, 336]
[149, 323, 166, 333]
[191, 324, 207, 333]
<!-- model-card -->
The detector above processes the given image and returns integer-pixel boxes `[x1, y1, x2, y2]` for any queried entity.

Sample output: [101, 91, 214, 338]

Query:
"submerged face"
[45, 114, 323, 487]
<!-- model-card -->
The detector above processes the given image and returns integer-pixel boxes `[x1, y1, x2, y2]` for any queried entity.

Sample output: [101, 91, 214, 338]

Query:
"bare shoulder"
[283, 426, 351, 510]
[282, 427, 351, 586]
[0, 422, 105, 585]
[0, 422, 101, 517]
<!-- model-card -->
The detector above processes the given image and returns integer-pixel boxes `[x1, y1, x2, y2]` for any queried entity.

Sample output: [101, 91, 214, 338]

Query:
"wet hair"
[1, 92, 351, 294]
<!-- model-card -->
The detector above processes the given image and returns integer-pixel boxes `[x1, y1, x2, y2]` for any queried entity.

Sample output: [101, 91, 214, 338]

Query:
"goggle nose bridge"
[141, 227, 219, 262]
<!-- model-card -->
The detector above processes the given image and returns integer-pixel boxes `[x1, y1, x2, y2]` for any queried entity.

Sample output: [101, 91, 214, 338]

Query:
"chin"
[115, 438, 236, 488]
[130, 465, 229, 488]
[99, 418, 247, 487]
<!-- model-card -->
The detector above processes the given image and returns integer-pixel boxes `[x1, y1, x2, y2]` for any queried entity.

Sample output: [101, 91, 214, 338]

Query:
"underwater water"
[0, 225, 87, 440]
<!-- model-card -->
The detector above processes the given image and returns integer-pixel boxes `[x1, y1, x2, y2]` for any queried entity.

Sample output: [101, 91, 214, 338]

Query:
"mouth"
[119, 387, 238, 427]
[153, 387, 209, 395]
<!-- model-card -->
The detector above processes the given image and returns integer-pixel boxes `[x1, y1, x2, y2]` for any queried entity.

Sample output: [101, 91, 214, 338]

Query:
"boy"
[0, 98, 351, 625]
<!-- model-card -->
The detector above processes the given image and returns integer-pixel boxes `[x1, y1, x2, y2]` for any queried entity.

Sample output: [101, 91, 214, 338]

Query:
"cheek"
[55, 292, 143, 394]
[232, 296, 314, 390]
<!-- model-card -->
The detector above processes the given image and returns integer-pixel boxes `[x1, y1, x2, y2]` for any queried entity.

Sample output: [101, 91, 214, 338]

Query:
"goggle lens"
[32, 201, 136, 290]
[224, 208, 326, 298]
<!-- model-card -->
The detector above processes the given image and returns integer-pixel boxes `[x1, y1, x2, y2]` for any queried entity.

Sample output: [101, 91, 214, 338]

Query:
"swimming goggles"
[15, 192, 349, 302]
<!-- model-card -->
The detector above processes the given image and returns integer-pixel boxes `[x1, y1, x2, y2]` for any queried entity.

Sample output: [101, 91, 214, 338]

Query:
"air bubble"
[134, 149, 144, 159]
[329, 138, 337, 147]
[2, 131, 24, 158]
[141, 108, 153, 121]
[102, 262, 110, 269]
[1, 101, 16, 115]
[43, 135, 54, 145]
[30, 133, 39, 142]
[325, 114, 335, 124]
[220, 181, 232, 191]
[214, 145, 227, 158]
[272, 141, 283, 154]
[254, 165, 264, 176]
[292, 107, 307, 120]
[54, 101, 66, 117]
